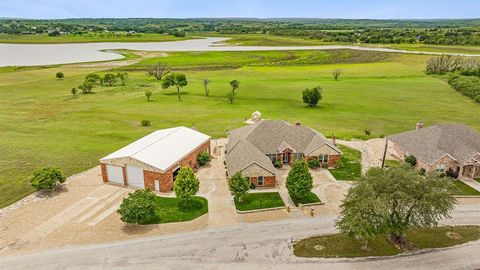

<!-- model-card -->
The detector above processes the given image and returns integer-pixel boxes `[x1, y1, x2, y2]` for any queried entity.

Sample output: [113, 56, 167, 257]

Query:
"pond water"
[0, 37, 474, 67]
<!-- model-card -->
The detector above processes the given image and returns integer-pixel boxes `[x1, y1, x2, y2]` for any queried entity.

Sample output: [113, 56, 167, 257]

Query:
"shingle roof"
[226, 120, 340, 175]
[387, 124, 480, 164]
[100, 127, 210, 172]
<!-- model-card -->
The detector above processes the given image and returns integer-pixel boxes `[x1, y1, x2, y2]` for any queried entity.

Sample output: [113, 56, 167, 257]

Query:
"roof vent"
[416, 122, 424, 130]
[295, 120, 302, 126]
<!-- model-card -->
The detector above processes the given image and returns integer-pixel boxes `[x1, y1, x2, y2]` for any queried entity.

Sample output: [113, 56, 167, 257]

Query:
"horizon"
[1, 0, 480, 20]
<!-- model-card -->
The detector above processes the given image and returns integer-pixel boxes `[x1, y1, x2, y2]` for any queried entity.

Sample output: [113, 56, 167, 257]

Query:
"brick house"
[99, 126, 210, 192]
[225, 120, 341, 188]
[387, 123, 480, 179]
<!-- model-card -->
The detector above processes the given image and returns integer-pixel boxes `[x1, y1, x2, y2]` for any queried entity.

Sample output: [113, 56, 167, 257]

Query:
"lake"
[0, 37, 475, 67]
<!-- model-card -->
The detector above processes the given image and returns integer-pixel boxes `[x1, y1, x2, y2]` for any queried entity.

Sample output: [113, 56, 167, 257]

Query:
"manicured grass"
[329, 145, 362, 180]
[142, 196, 208, 224]
[293, 225, 480, 258]
[453, 180, 480, 196]
[291, 191, 321, 206]
[475, 178, 480, 184]
[234, 192, 285, 211]
[0, 33, 192, 44]
[2, 50, 480, 207]
[384, 159, 402, 168]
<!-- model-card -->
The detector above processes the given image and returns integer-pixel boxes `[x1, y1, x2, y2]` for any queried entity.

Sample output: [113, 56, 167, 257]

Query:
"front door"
[283, 153, 289, 164]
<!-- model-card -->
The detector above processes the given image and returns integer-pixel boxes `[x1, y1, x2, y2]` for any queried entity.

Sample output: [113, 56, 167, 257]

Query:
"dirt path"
[337, 138, 391, 174]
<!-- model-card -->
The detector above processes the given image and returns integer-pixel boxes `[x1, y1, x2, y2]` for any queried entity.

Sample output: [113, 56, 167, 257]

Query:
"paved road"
[1, 204, 479, 270]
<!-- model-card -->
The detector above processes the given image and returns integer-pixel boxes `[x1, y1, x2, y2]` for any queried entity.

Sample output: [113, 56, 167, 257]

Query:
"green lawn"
[0, 33, 192, 44]
[293, 225, 480, 258]
[329, 145, 362, 180]
[234, 192, 285, 211]
[384, 159, 402, 168]
[453, 180, 480, 196]
[2, 50, 480, 207]
[142, 196, 208, 224]
[291, 191, 321, 206]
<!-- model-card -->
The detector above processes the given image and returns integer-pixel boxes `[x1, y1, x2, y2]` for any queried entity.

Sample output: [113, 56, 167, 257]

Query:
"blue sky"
[1, 0, 479, 19]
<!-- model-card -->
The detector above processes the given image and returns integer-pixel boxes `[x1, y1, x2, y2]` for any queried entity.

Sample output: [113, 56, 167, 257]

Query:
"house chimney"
[332, 133, 336, 145]
[295, 120, 302, 126]
[416, 122, 424, 130]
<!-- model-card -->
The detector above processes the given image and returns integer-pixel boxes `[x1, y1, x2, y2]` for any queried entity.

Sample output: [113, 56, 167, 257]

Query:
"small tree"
[197, 151, 211, 166]
[103, 73, 117, 86]
[117, 189, 157, 224]
[56, 72, 64, 80]
[333, 69, 342, 81]
[307, 158, 320, 169]
[174, 166, 199, 205]
[147, 62, 170, 80]
[286, 160, 313, 200]
[145, 89, 153, 101]
[230, 80, 240, 93]
[226, 91, 236, 104]
[336, 166, 456, 246]
[229, 172, 250, 203]
[162, 73, 188, 101]
[85, 73, 101, 84]
[116, 72, 128, 85]
[71, 87, 77, 96]
[78, 79, 95, 94]
[203, 79, 210, 96]
[302, 87, 322, 107]
[405, 155, 417, 167]
[30, 167, 66, 191]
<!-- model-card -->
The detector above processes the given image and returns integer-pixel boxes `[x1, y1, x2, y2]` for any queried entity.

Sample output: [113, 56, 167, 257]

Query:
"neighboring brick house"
[225, 120, 341, 188]
[387, 123, 480, 179]
[100, 126, 210, 193]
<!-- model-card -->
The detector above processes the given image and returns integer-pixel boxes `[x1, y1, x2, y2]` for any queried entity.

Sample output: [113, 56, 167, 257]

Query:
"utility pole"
[381, 139, 388, 169]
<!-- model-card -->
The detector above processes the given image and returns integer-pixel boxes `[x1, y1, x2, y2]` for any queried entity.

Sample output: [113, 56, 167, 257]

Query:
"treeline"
[426, 56, 480, 103]
[2, 18, 480, 45]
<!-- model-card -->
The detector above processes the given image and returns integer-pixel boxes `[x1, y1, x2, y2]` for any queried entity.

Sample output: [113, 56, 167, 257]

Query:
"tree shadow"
[121, 223, 156, 235]
[34, 184, 69, 199]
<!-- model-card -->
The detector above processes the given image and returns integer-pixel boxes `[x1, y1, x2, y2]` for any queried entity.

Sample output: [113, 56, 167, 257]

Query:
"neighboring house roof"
[387, 124, 480, 165]
[226, 120, 340, 175]
[100, 126, 210, 172]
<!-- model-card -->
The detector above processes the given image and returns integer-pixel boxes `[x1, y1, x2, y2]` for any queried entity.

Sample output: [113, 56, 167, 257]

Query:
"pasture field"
[1, 49, 480, 207]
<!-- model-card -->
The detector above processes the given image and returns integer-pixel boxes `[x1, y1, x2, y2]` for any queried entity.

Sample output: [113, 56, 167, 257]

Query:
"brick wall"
[100, 163, 108, 183]
[144, 169, 173, 193]
[249, 176, 276, 188]
[328, 154, 341, 168]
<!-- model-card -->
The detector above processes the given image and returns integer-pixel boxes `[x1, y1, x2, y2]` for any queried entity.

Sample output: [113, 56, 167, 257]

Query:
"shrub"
[56, 72, 64, 80]
[302, 87, 322, 107]
[117, 189, 157, 224]
[419, 168, 426, 175]
[308, 158, 321, 169]
[228, 172, 250, 203]
[274, 160, 282, 168]
[30, 167, 66, 191]
[141, 120, 151, 126]
[250, 182, 256, 189]
[286, 160, 313, 200]
[174, 167, 200, 205]
[197, 151, 211, 166]
[447, 74, 480, 102]
[405, 155, 417, 167]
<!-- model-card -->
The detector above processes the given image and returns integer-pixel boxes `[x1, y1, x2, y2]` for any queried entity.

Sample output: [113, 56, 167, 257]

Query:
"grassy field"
[0, 33, 191, 44]
[234, 192, 285, 211]
[143, 196, 208, 224]
[329, 145, 362, 180]
[293, 225, 480, 258]
[1, 49, 480, 208]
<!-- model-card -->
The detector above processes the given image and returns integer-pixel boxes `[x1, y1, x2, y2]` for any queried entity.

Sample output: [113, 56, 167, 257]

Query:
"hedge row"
[448, 74, 480, 103]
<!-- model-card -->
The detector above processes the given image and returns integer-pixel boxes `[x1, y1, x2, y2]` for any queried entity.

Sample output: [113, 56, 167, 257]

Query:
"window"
[257, 176, 264, 187]
[268, 154, 277, 163]
[436, 165, 446, 173]
[319, 154, 329, 163]
[294, 153, 303, 160]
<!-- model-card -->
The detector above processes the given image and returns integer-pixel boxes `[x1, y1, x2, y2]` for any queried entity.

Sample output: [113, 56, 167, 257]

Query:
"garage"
[106, 165, 124, 185]
[99, 126, 210, 193]
[126, 165, 145, 189]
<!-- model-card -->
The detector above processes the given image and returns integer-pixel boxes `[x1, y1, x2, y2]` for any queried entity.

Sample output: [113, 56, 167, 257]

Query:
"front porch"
[461, 164, 480, 179]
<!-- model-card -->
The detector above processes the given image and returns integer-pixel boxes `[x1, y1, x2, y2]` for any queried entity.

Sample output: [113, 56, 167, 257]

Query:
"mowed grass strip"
[1, 51, 480, 207]
[142, 196, 208, 224]
[293, 225, 480, 258]
[234, 192, 285, 211]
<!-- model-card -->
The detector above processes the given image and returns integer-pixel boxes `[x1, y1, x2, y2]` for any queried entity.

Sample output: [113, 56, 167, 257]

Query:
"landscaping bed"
[143, 196, 208, 224]
[291, 192, 321, 206]
[453, 180, 480, 196]
[293, 225, 480, 258]
[329, 145, 362, 180]
[234, 192, 285, 211]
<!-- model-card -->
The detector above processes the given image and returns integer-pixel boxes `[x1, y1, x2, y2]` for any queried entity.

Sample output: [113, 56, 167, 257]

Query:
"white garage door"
[106, 165, 124, 185]
[126, 165, 145, 189]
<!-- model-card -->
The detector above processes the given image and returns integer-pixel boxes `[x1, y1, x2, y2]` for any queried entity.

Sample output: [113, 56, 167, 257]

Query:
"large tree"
[286, 160, 313, 200]
[302, 87, 322, 107]
[229, 172, 250, 203]
[117, 189, 157, 225]
[162, 73, 188, 101]
[336, 165, 457, 247]
[174, 166, 199, 205]
[147, 62, 170, 80]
